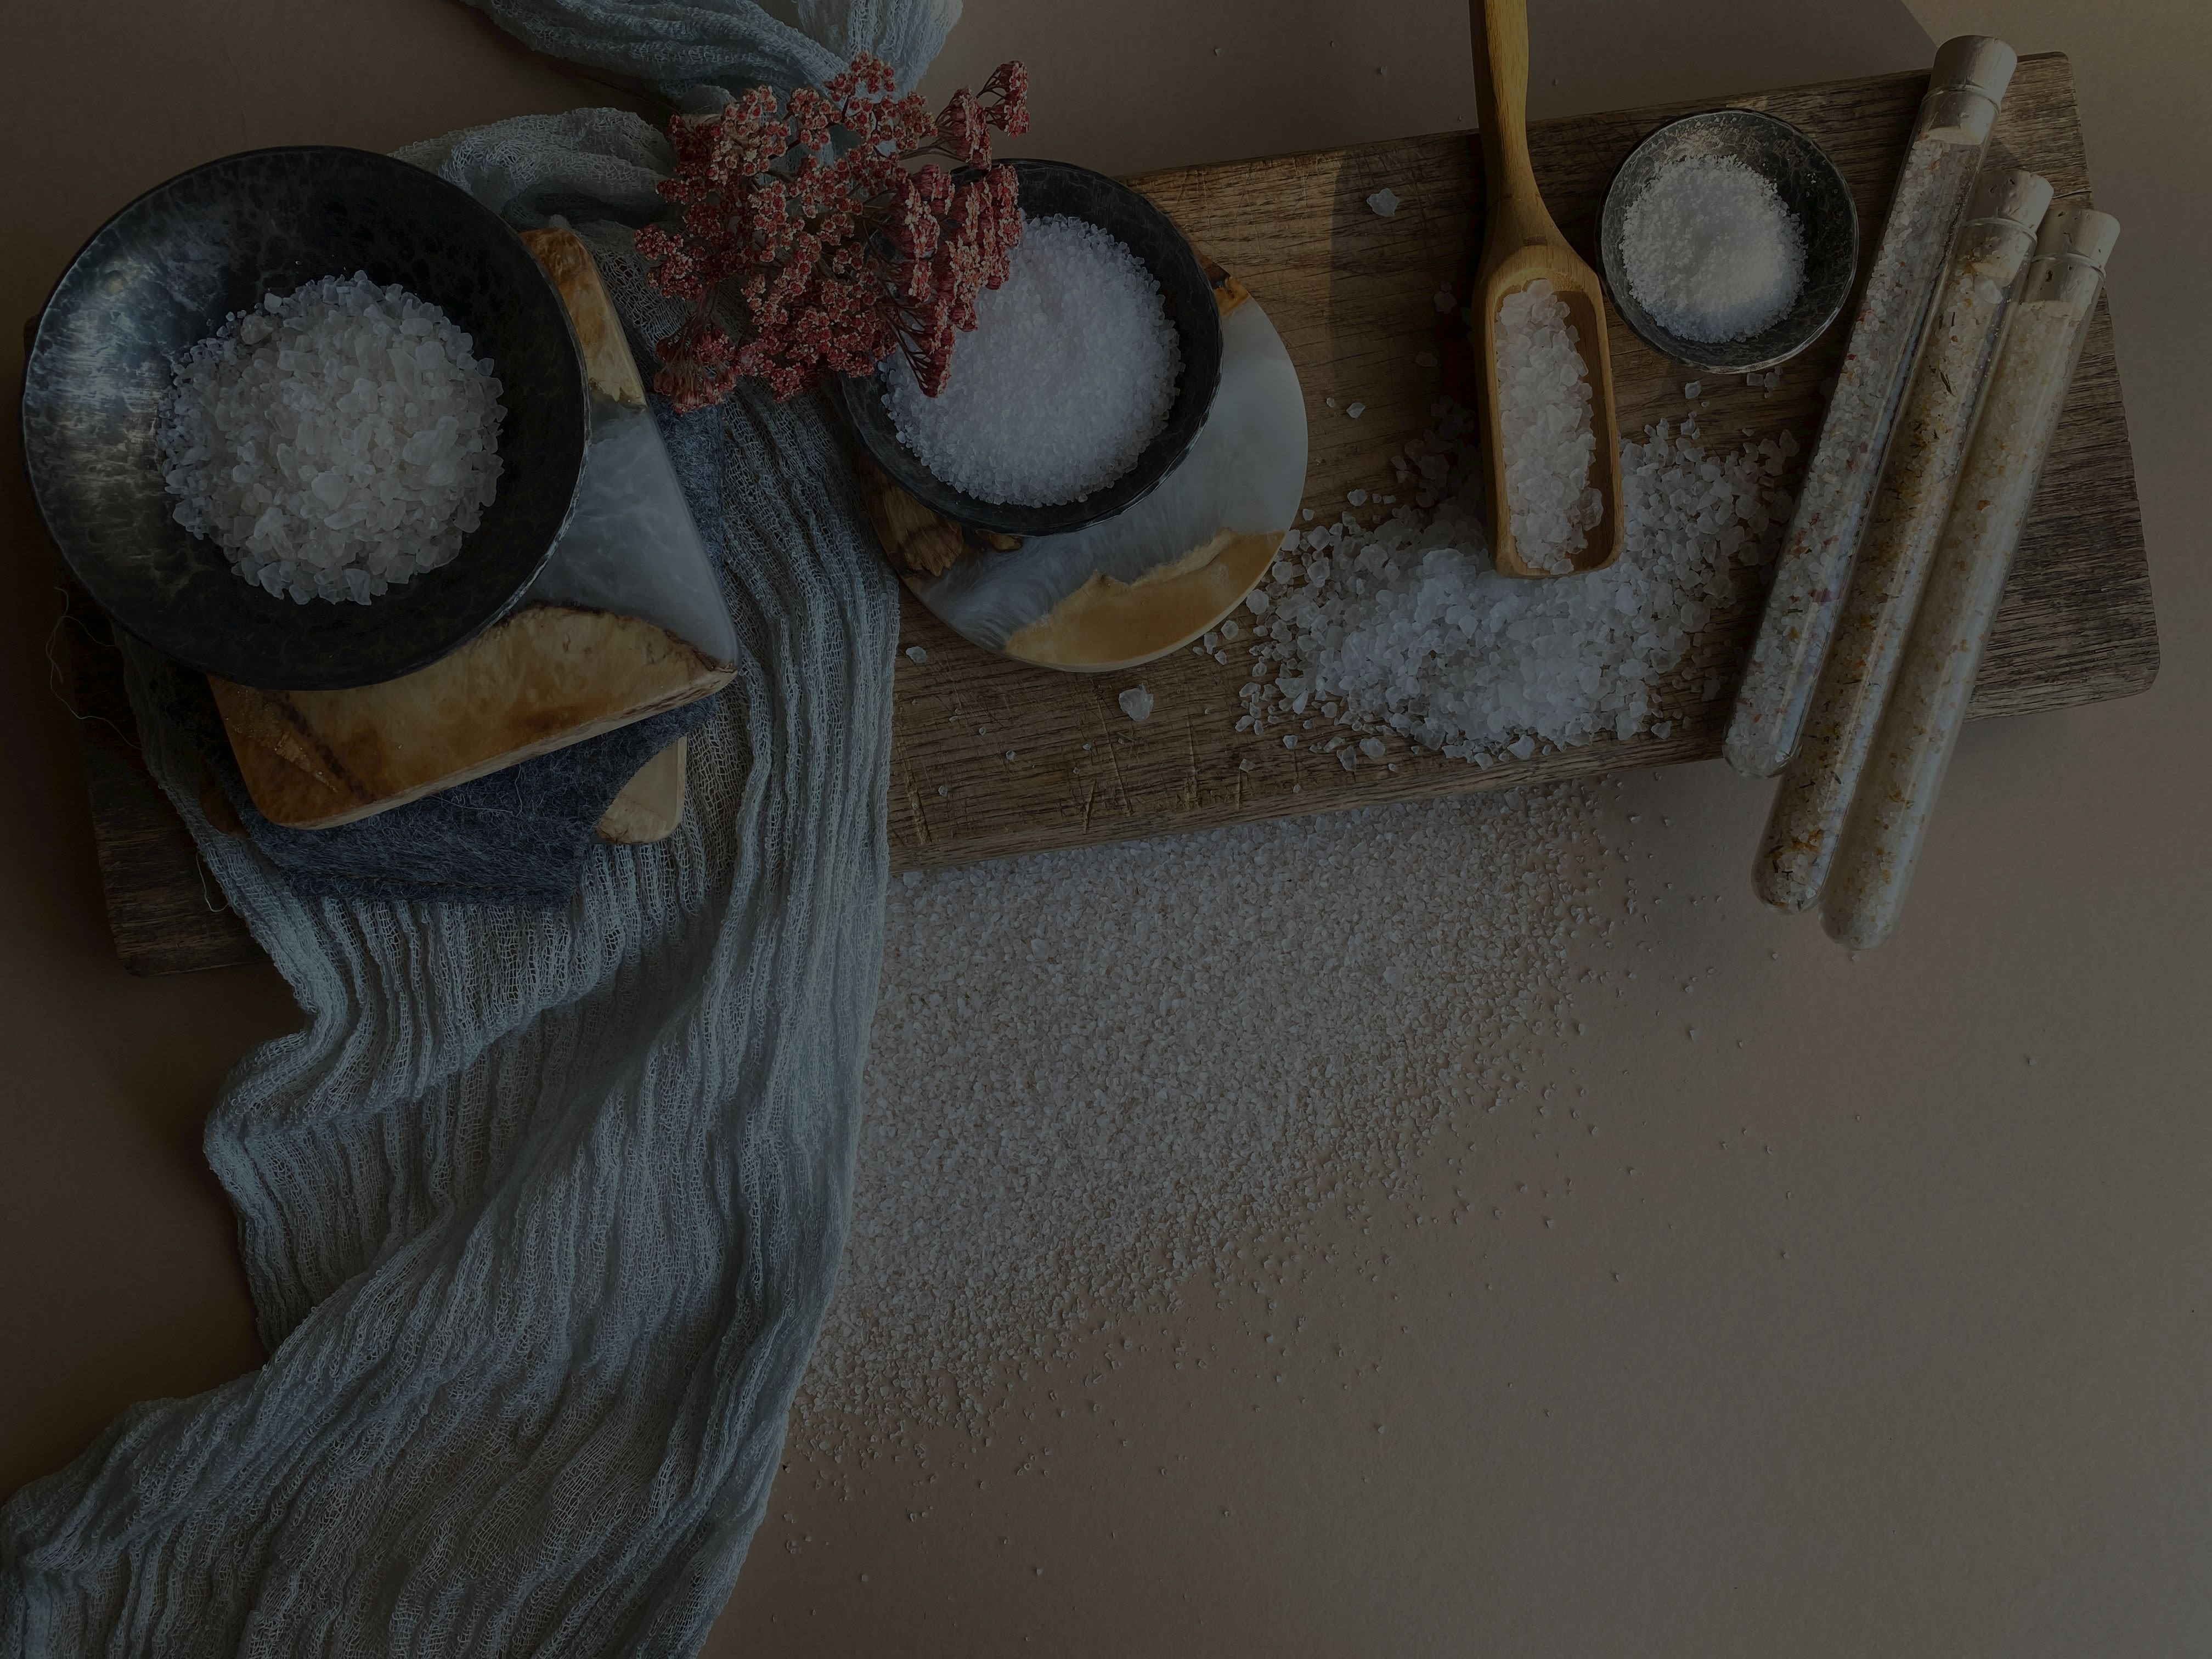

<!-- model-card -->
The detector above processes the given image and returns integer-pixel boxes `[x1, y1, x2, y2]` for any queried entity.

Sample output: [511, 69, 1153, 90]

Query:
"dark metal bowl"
[21, 145, 588, 691]
[838, 158, 1224, 539]
[1599, 110, 1858, 376]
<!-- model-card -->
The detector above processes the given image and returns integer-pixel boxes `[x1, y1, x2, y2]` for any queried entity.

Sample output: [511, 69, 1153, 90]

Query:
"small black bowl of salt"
[1599, 109, 1857, 376]
[839, 158, 1224, 539]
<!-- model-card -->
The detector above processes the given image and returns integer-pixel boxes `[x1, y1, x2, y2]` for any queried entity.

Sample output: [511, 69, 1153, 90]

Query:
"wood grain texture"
[56, 578, 259, 975]
[882, 53, 2157, 870]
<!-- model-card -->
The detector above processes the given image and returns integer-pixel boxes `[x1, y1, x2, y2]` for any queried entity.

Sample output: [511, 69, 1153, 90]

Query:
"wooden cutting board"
[68, 54, 2157, 972]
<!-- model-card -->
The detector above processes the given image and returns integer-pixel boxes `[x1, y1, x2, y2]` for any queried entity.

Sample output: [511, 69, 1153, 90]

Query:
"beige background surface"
[3, 1, 2207, 1655]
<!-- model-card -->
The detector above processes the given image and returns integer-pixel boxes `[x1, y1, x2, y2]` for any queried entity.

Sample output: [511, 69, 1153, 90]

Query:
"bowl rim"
[1598, 108, 1859, 377]
[836, 156, 1226, 539]
[19, 143, 588, 691]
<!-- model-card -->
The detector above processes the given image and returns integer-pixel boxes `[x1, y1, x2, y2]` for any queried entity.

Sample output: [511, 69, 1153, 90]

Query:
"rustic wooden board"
[71, 55, 2158, 972]
[56, 579, 261, 975]
[883, 53, 2157, 868]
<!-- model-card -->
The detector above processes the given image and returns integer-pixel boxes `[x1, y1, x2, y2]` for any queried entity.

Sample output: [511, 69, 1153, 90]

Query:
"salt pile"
[1494, 281, 1604, 573]
[888, 213, 1181, 507]
[1620, 156, 1806, 343]
[157, 273, 505, 605]
[1240, 405, 1799, 761]
[802, 788, 1599, 1437]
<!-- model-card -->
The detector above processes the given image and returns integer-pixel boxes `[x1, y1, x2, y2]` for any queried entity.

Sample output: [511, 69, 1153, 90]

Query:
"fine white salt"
[801, 786, 1602, 1439]
[156, 273, 506, 606]
[887, 213, 1181, 507]
[1620, 156, 1805, 343]
[1495, 280, 1604, 574]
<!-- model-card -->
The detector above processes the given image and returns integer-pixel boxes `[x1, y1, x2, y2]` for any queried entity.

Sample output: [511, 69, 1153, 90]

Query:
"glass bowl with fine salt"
[1599, 109, 1858, 376]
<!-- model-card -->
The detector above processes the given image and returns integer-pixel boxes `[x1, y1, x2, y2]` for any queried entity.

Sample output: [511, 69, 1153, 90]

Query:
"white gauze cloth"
[0, 0, 956, 1649]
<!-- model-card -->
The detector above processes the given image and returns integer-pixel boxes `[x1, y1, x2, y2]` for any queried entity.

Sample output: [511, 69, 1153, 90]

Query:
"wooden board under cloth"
[884, 52, 2156, 867]
[76, 55, 2157, 971]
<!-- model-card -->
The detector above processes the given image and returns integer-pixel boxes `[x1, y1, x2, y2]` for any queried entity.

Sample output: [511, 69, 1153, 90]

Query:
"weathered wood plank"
[883, 53, 2158, 868]
[76, 56, 2158, 969]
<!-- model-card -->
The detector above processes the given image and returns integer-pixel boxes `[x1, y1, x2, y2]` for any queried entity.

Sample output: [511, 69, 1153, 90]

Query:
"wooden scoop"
[1469, 0, 1624, 577]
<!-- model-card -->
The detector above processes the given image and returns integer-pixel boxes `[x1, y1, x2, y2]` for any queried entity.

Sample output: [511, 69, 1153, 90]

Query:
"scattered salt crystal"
[157, 272, 505, 606]
[1620, 155, 1805, 343]
[905, 645, 929, 663]
[1346, 403, 1366, 419]
[1248, 400, 1798, 764]
[1118, 685, 1154, 722]
[1347, 489, 1368, 506]
[887, 214, 1180, 506]
[1494, 280, 1603, 574]
[1366, 188, 1402, 217]
[1684, 381, 1703, 400]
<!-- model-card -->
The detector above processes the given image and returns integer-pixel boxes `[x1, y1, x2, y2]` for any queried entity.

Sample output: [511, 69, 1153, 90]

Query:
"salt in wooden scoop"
[1469, 0, 1623, 578]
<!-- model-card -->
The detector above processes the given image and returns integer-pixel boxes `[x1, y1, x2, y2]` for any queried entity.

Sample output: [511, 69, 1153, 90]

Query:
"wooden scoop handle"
[1470, 0, 1543, 244]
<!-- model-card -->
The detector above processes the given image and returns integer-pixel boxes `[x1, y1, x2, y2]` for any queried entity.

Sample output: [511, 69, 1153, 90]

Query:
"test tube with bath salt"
[1723, 35, 2018, 780]
[1820, 206, 2119, 950]
[1752, 166, 2052, 912]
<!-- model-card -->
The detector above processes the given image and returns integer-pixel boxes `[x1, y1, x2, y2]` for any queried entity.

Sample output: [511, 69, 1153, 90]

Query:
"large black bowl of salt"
[21, 145, 588, 691]
[839, 158, 1226, 540]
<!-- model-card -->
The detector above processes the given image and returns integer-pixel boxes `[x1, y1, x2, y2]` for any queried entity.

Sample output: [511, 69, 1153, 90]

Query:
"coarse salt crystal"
[1366, 188, 1402, 217]
[1494, 281, 1603, 574]
[1118, 685, 1154, 722]
[157, 272, 505, 606]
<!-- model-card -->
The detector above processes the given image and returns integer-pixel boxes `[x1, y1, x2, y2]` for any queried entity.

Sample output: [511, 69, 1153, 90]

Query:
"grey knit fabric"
[0, 0, 953, 1646]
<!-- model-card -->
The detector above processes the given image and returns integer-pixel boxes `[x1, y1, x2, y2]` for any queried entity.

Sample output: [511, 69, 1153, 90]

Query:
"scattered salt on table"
[1245, 403, 1798, 763]
[905, 645, 929, 663]
[1366, 188, 1402, 217]
[1494, 280, 1604, 574]
[887, 213, 1180, 507]
[1620, 156, 1805, 343]
[1118, 685, 1154, 722]
[156, 272, 505, 606]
